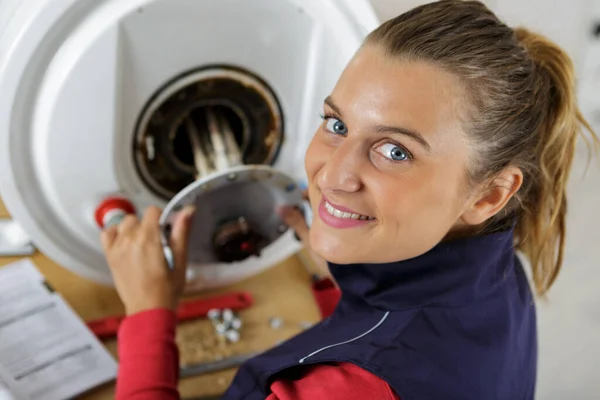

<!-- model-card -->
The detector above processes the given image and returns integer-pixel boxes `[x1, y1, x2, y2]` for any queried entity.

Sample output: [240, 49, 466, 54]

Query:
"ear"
[460, 166, 523, 226]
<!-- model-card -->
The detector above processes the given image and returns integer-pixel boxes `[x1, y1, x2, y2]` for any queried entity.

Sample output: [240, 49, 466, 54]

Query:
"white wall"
[368, 1, 600, 399]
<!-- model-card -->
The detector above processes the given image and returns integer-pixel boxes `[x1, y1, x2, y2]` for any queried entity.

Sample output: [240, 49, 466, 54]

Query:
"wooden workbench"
[0, 200, 322, 399]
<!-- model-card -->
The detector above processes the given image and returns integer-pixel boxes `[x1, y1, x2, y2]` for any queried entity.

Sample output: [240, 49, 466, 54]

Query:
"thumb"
[280, 205, 310, 244]
[170, 205, 196, 268]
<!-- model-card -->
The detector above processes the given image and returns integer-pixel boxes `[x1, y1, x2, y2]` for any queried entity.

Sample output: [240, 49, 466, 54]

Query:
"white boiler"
[0, 0, 379, 290]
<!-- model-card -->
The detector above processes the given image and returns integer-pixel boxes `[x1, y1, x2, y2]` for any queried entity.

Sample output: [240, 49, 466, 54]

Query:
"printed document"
[0, 259, 117, 400]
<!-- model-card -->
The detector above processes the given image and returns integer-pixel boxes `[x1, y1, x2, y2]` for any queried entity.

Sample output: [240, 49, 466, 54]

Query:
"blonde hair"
[366, 0, 599, 295]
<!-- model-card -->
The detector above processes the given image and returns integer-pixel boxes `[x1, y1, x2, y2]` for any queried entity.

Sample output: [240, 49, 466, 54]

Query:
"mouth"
[323, 200, 375, 221]
[317, 196, 375, 229]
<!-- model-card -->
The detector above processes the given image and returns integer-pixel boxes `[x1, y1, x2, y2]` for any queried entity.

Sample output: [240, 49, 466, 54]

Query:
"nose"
[317, 139, 363, 194]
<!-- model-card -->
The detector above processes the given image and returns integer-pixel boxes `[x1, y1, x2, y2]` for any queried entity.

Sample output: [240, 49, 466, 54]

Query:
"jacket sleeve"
[115, 308, 180, 399]
[267, 362, 400, 400]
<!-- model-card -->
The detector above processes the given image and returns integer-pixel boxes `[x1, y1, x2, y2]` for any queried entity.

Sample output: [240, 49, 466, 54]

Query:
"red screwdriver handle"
[176, 291, 253, 320]
[87, 291, 254, 340]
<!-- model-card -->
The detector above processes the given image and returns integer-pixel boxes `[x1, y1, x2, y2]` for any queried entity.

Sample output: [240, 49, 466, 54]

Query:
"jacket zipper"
[298, 311, 391, 364]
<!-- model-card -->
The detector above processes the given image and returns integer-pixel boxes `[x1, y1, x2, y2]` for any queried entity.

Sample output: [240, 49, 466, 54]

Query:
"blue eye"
[375, 143, 411, 161]
[324, 117, 348, 135]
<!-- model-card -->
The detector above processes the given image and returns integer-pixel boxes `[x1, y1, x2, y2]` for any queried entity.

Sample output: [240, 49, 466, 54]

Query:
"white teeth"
[324, 201, 372, 220]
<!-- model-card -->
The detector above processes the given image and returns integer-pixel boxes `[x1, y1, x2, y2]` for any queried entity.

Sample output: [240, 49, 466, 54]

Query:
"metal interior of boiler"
[134, 66, 284, 200]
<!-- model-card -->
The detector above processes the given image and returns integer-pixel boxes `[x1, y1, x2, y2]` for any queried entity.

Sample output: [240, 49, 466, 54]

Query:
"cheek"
[370, 165, 465, 223]
[369, 174, 416, 217]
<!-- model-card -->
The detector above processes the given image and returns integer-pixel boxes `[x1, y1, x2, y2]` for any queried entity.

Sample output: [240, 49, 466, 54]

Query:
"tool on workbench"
[87, 291, 254, 340]
[179, 351, 260, 378]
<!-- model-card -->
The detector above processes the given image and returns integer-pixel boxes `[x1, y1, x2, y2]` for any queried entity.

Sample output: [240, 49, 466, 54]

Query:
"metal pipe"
[185, 117, 211, 178]
[206, 108, 230, 172]
[218, 113, 243, 167]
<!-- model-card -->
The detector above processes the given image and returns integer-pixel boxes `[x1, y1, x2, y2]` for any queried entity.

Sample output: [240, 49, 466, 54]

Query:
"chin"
[309, 223, 362, 265]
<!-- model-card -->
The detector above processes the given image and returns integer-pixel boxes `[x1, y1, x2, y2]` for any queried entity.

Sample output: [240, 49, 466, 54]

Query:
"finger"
[100, 226, 118, 251]
[280, 206, 310, 244]
[170, 205, 196, 268]
[141, 206, 162, 232]
[117, 214, 139, 235]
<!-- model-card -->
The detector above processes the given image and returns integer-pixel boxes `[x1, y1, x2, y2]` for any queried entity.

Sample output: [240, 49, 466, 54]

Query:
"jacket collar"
[328, 227, 517, 310]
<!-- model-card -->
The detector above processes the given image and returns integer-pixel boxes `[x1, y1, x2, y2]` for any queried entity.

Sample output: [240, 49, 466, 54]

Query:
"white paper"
[0, 259, 118, 400]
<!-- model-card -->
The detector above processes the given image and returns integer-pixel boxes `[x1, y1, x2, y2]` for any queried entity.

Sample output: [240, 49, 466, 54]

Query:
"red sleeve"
[267, 362, 400, 400]
[115, 308, 180, 399]
[311, 277, 342, 318]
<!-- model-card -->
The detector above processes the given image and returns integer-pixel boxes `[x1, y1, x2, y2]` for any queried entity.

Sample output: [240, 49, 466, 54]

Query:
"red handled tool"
[87, 291, 254, 340]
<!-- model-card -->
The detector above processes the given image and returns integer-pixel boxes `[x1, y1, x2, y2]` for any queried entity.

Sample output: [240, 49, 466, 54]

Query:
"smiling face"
[305, 45, 481, 264]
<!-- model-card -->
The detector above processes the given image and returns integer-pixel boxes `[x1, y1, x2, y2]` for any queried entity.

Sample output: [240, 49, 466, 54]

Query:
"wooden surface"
[0, 199, 321, 399]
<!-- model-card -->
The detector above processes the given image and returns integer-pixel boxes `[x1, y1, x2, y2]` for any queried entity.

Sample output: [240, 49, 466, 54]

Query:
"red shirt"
[116, 279, 400, 399]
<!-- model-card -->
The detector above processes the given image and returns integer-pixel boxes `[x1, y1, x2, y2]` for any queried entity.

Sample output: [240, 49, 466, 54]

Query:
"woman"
[100, 1, 598, 399]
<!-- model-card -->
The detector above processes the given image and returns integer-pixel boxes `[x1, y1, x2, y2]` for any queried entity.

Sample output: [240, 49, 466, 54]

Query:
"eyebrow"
[324, 96, 432, 152]
[324, 96, 343, 117]
[375, 125, 431, 152]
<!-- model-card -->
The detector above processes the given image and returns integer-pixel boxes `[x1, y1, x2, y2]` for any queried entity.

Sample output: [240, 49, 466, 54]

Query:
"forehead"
[331, 45, 468, 144]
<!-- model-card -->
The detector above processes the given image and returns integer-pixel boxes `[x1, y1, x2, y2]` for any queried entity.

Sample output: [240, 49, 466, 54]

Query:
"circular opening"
[133, 66, 284, 200]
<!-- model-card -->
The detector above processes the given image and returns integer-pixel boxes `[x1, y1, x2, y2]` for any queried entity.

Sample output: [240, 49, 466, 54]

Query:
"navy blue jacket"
[223, 227, 537, 399]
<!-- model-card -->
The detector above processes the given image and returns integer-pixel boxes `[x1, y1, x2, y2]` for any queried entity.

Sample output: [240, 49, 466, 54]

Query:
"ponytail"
[514, 28, 599, 295]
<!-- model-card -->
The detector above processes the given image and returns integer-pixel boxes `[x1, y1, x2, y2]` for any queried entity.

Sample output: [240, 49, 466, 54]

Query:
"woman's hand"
[279, 191, 330, 278]
[100, 205, 196, 316]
